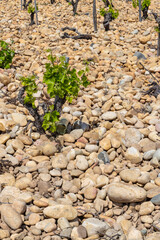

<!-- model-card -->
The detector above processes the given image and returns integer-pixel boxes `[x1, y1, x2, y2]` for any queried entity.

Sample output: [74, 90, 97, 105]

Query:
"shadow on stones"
[0, 160, 12, 174]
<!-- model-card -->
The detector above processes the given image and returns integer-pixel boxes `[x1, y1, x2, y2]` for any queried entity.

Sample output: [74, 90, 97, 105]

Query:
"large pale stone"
[18, 134, 32, 145]
[52, 154, 68, 169]
[76, 155, 88, 171]
[28, 213, 41, 225]
[0, 173, 15, 186]
[71, 226, 87, 240]
[84, 186, 97, 200]
[127, 227, 143, 240]
[85, 144, 99, 152]
[36, 219, 56, 232]
[15, 177, 31, 190]
[0, 186, 21, 200]
[18, 192, 33, 203]
[0, 205, 23, 230]
[125, 128, 142, 147]
[12, 139, 24, 150]
[120, 169, 141, 183]
[63, 134, 75, 143]
[139, 35, 150, 44]
[101, 111, 117, 121]
[43, 205, 77, 220]
[107, 183, 146, 203]
[82, 218, 109, 237]
[11, 113, 27, 126]
[96, 175, 109, 187]
[70, 129, 84, 140]
[146, 232, 160, 240]
[102, 99, 113, 111]
[42, 142, 57, 156]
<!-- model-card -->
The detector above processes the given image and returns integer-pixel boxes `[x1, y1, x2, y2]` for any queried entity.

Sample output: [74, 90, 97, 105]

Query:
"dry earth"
[0, 0, 160, 239]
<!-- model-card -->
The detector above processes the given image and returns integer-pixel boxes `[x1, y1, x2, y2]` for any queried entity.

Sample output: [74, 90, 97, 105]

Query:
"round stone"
[96, 175, 109, 187]
[101, 112, 117, 121]
[76, 155, 88, 171]
[99, 138, 111, 151]
[39, 173, 51, 181]
[125, 147, 142, 164]
[125, 128, 142, 147]
[0, 73, 11, 85]
[52, 154, 68, 169]
[67, 149, 76, 161]
[85, 144, 99, 152]
[139, 201, 155, 215]
[72, 111, 82, 117]
[137, 172, 150, 185]
[84, 186, 97, 200]
[0, 173, 15, 186]
[42, 142, 57, 156]
[29, 213, 41, 225]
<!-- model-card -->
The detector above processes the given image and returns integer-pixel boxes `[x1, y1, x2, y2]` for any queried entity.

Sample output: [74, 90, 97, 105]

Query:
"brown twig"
[139, 62, 159, 84]
[61, 27, 92, 40]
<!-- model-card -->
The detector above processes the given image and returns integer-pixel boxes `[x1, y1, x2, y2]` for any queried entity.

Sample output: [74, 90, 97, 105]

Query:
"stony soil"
[0, 0, 160, 239]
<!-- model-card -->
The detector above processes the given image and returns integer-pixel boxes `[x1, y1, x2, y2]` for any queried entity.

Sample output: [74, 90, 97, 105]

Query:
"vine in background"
[132, 0, 151, 19]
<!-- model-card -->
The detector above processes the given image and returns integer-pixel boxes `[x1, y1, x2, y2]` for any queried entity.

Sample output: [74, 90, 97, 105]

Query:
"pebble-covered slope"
[0, 0, 160, 239]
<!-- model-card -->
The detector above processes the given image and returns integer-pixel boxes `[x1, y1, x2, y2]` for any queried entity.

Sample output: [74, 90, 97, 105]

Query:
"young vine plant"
[0, 40, 15, 69]
[20, 75, 38, 109]
[28, 3, 38, 14]
[100, 5, 119, 19]
[21, 50, 90, 134]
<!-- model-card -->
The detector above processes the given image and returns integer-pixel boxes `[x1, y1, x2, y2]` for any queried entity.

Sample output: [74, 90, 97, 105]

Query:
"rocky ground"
[0, 0, 160, 239]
